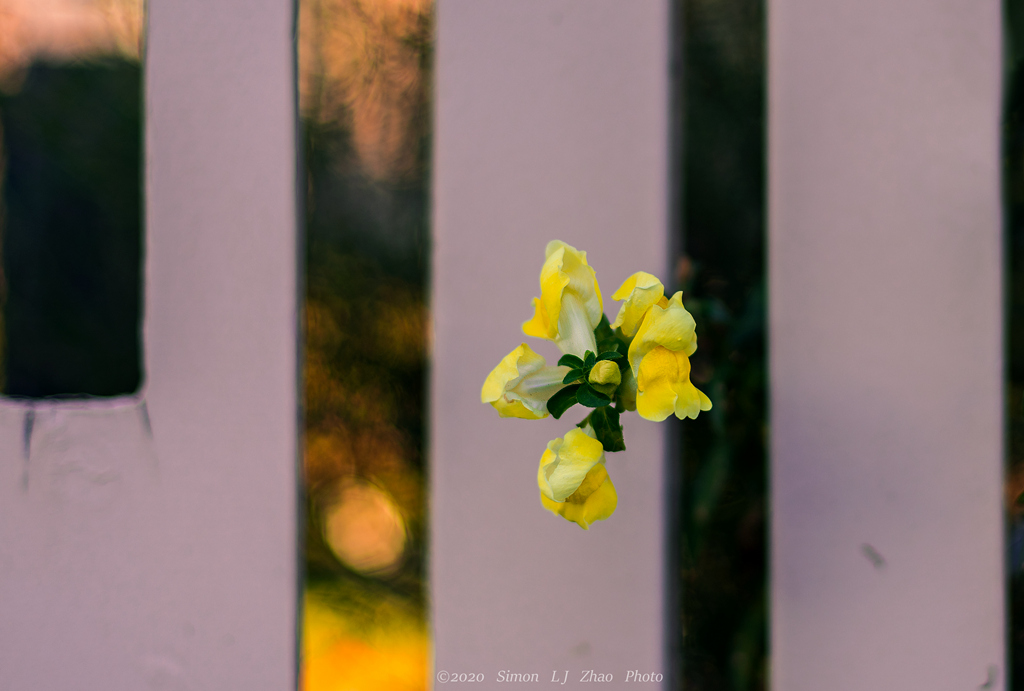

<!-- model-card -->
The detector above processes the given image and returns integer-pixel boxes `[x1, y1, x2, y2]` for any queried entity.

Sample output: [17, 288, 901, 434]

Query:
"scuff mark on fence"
[861, 543, 885, 569]
[139, 400, 153, 439]
[21, 407, 35, 490]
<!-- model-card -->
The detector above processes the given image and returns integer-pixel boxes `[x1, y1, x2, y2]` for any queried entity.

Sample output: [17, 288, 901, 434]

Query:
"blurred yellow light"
[301, 592, 427, 691]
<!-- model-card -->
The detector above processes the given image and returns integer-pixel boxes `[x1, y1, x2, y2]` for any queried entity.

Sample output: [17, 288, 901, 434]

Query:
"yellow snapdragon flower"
[622, 289, 712, 421]
[483, 241, 711, 530]
[481, 343, 570, 419]
[537, 426, 617, 530]
[522, 241, 604, 357]
[634, 346, 711, 421]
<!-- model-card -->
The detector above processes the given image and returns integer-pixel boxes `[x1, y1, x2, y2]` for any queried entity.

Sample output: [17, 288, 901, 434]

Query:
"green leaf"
[596, 350, 623, 361]
[547, 384, 580, 419]
[576, 383, 611, 408]
[558, 353, 585, 369]
[594, 313, 616, 345]
[562, 369, 583, 385]
[582, 406, 625, 452]
[584, 351, 596, 368]
[594, 312, 629, 355]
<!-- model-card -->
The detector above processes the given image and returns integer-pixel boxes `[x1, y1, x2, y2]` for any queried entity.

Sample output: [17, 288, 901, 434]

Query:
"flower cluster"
[481, 241, 712, 529]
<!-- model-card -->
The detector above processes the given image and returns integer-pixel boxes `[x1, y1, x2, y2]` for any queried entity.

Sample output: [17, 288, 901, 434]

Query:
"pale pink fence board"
[769, 1, 1005, 688]
[0, 1, 299, 688]
[431, 0, 672, 683]
[0, 1, 1010, 688]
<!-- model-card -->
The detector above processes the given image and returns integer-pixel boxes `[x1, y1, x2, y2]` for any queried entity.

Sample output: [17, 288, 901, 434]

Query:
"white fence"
[0, 0, 1006, 689]
[1, 0, 298, 688]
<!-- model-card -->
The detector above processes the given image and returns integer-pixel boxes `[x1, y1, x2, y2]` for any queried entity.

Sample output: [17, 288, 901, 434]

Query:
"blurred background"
[1003, 2, 1024, 687]
[674, 0, 767, 689]
[297, 0, 432, 688]
[0, 0, 142, 397]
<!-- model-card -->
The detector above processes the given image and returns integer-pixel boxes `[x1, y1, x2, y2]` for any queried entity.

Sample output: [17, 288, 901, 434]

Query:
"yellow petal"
[540, 463, 617, 530]
[522, 241, 603, 355]
[544, 240, 604, 319]
[537, 427, 606, 501]
[481, 343, 550, 419]
[674, 380, 713, 420]
[610, 271, 664, 337]
[635, 346, 711, 422]
[522, 297, 553, 340]
[628, 291, 697, 377]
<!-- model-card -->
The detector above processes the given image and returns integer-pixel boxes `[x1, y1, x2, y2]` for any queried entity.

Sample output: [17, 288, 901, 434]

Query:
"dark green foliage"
[1005, 1, 1024, 686]
[546, 384, 581, 419]
[594, 313, 628, 355]
[575, 382, 611, 409]
[1013, 570, 1024, 690]
[674, 0, 767, 688]
[558, 353, 585, 369]
[551, 342, 629, 419]
[1, 60, 142, 397]
[578, 406, 626, 453]
[562, 368, 584, 385]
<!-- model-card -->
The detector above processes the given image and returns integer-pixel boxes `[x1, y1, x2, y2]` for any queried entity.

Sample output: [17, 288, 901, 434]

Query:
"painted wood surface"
[431, 0, 673, 684]
[769, 1, 1005, 688]
[0, 1, 299, 688]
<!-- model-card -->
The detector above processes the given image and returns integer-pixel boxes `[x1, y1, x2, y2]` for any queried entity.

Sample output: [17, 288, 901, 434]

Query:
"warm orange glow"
[300, 1, 432, 687]
[0, 0, 142, 86]
[324, 480, 407, 574]
[303, 637, 427, 691]
[302, 592, 428, 691]
[303, 292, 425, 505]
[299, 0, 432, 181]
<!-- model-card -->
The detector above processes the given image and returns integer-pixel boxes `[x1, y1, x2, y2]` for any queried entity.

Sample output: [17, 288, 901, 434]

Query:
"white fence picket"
[769, 1, 1005, 688]
[0, 1, 299, 688]
[431, 0, 673, 684]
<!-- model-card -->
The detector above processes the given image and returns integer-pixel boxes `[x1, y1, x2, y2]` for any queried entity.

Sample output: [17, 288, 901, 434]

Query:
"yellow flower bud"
[587, 360, 622, 397]
[588, 360, 621, 387]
